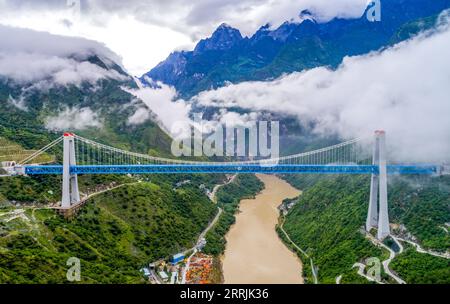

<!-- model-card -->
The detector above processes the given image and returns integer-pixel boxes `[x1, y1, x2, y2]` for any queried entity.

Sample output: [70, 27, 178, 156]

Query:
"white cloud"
[0, 24, 128, 87]
[194, 21, 450, 163]
[7, 94, 28, 111]
[123, 83, 193, 134]
[0, 23, 120, 62]
[124, 80, 263, 139]
[0, 0, 369, 75]
[45, 107, 102, 131]
[212, 109, 259, 128]
[127, 107, 151, 126]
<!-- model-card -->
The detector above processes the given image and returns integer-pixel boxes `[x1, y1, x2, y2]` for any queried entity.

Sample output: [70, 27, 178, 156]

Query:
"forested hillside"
[0, 177, 218, 283]
[281, 174, 450, 284]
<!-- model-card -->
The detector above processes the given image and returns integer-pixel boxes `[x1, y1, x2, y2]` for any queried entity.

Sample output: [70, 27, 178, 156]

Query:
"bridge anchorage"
[15, 131, 444, 240]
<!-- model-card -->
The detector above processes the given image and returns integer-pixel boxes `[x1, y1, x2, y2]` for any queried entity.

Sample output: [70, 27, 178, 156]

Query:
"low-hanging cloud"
[124, 83, 193, 134]
[45, 107, 102, 131]
[127, 106, 152, 126]
[124, 80, 260, 139]
[7, 94, 28, 111]
[194, 21, 450, 163]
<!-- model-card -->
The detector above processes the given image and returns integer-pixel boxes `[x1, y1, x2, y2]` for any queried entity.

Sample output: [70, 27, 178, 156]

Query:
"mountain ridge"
[142, 0, 450, 98]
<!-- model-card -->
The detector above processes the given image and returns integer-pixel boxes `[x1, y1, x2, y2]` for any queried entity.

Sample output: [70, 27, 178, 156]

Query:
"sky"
[0, 0, 368, 76]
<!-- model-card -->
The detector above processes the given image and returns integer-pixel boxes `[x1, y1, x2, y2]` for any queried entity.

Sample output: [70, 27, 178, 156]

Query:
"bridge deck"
[23, 164, 439, 175]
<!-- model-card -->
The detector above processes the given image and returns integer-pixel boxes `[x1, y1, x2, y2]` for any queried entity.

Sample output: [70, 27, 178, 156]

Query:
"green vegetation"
[0, 180, 217, 283]
[0, 193, 6, 204]
[281, 174, 450, 284]
[0, 175, 62, 204]
[281, 175, 388, 284]
[389, 175, 450, 252]
[203, 174, 264, 255]
[0, 173, 138, 205]
[390, 14, 440, 44]
[0, 137, 54, 164]
[390, 244, 450, 284]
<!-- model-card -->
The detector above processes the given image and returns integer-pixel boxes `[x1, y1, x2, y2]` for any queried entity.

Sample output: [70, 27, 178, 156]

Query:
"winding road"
[393, 236, 450, 259]
[364, 232, 406, 284]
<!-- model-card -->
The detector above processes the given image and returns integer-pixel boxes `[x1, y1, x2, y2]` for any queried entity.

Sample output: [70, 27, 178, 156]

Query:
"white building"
[158, 271, 169, 282]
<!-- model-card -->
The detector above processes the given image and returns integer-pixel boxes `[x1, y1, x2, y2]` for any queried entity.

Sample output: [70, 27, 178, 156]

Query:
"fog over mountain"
[0, 24, 128, 87]
[0, 24, 174, 155]
[45, 107, 102, 131]
[124, 84, 192, 134]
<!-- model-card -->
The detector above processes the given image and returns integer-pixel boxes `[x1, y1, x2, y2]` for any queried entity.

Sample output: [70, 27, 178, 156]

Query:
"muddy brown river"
[222, 174, 303, 284]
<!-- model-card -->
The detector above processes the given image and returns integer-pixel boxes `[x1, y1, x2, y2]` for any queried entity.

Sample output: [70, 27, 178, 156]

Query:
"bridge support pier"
[366, 131, 390, 240]
[62, 133, 80, 209]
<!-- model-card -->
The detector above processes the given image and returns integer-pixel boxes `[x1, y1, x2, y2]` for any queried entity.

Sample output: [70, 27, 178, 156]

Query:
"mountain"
[0, 25, 172, 156]
[194, 23, 244, 54]
[142, 0, 450, 98]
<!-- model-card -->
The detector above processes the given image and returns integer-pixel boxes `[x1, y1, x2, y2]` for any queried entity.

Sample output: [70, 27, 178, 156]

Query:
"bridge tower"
[366, 130, 390, 240]
[62, 133, 80, 208]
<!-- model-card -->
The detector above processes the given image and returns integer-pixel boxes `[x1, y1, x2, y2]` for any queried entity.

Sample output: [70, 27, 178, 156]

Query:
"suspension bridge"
[5, 131, 448, 240]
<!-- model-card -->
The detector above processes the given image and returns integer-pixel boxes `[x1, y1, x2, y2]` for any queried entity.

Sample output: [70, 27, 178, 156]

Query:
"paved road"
[208, 175, 237, 202]
[394, 236, 450, 259]
[198, 208, 222, 243]
[181, 207, 223, 257]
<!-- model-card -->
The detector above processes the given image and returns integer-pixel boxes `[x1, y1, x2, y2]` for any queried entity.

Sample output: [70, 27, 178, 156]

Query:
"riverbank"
[202, 175, 264, 256]
[222, 174, 303, 284]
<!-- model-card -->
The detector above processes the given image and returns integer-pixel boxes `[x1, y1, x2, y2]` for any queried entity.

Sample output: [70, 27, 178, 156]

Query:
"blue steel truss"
[23, 164, 439, 175]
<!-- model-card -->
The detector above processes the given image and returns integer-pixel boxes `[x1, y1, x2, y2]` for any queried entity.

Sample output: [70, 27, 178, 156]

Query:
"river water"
[222, 174, 303, 284]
